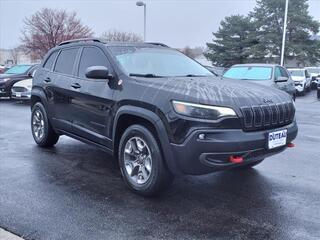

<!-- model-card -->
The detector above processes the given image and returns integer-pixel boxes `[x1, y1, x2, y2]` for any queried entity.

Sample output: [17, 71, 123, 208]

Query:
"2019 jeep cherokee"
[31, 38, 298, 196]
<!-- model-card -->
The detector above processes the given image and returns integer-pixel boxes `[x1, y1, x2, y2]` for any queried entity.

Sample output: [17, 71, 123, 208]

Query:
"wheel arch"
[113, 105, 181, 175]
[31, 88, 48, 109]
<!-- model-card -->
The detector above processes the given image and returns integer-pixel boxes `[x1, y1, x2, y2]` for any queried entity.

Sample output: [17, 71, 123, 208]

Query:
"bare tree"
[101, 30, 143, 42]
[21, 8, 93, 59]
[181, 46, 205, 59]
[182, 46, 195, 58]
[10, 47, 21, 65]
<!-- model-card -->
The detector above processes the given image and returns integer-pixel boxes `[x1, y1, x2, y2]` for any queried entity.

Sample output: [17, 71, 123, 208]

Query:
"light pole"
[280, 0, 289, 66]
[136, 1, 146, 42]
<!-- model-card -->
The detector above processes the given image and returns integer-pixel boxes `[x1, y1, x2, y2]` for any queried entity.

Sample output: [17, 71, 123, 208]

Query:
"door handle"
[44, 77, 51, 83]
[71, 83, 81, 89]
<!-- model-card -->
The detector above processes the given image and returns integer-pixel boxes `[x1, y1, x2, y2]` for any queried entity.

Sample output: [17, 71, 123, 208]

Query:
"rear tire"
[31, 102, 59, 147]
[118, 124, 174, 196]
[236, 159, 264, 170]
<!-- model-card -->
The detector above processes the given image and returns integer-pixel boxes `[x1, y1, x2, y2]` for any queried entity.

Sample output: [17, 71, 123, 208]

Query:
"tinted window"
[279, 67, 289, 78]
[305, 70, 310, 78]
[275, 67, 282, 79]
[78, 47, 110, 79]
[54, 48, 79, 75]
[44, 51, 58, 70]
[223, 66, 272, 80]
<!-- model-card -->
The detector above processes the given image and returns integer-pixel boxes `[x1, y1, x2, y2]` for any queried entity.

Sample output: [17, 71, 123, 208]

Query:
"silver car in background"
[223, 64, 296, 100]
[288, 68, 312, 95]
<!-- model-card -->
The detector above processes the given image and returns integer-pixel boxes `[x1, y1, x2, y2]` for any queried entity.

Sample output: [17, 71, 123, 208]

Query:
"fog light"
[199, 133, 205, 140]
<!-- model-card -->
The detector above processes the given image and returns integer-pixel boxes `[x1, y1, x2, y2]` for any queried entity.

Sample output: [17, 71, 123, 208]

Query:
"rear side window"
[43, 51, 58, 70]
[54, 48, 79, 75]
[78, 47, 111, 79]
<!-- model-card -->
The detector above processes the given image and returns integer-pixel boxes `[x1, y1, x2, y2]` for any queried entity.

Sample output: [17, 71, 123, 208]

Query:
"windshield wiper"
[129, 73, 164, 78]
[178, 74, 208, 77]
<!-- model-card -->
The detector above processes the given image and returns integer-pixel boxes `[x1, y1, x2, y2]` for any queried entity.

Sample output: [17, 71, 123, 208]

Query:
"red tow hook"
[229, 156, 244, 164]
[287, 142, 295, 148]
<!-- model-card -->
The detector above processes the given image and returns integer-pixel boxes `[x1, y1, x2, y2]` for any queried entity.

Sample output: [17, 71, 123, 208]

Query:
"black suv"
[31, 38, 298, 196]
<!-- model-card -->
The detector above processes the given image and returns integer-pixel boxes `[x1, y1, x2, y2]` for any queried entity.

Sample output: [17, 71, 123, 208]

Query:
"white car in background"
[288, 68, 311, 95]
[305, 67, 320, 89]
[11, 78, 32, 100]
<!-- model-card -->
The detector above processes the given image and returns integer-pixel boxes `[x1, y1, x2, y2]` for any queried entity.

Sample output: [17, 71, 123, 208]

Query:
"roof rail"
[58, 38, 104, 46]
[146, 42, 169, 47]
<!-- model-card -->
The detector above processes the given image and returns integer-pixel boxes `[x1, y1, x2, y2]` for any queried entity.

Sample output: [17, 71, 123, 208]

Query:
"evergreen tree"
[206, 15, 257, 67]
[250, 0, 320, 65]
[206, 0, 320, 66]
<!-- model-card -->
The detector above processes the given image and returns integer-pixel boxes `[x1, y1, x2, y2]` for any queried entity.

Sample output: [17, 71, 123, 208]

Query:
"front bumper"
[11, 91, 31, 100]
[294, 83, 305, 92]
[0, 82, 11, 97]
[170, 121, 298, 175]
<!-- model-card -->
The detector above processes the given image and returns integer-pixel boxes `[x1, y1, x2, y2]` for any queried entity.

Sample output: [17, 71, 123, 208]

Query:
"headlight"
[172, 100, 237, 120]
[2, 78, 10, 82]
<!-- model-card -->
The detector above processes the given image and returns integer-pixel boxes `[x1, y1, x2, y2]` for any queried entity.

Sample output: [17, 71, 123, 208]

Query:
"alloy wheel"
[123, 137, 152, 185]
[32, 109, 45, 141]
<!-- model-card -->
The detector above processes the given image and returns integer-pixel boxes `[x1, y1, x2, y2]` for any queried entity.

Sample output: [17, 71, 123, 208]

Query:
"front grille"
[12, 86, 28, 93]
[240, 102, 295, 131]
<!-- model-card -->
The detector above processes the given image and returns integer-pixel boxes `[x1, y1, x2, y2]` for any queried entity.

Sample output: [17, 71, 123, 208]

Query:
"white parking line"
[0, 228, 23, 240]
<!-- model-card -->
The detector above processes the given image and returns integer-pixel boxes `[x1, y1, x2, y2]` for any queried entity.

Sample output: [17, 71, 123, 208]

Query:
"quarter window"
[78, 47, 110, 79]
[54, 48, 79, 75]
[44, 51, 58, 70]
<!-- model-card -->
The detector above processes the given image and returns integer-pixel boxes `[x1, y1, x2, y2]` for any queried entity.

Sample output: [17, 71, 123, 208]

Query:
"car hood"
[291, 76, 305, 81]
[240, 79, 272, 87]
[0, 73, 27, 80]
[13, 78, 32, 88]
[133, 76, 292, 112]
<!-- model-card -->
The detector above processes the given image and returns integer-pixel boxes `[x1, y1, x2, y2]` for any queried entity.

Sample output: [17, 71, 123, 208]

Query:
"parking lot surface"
[0, 92, 320, 240]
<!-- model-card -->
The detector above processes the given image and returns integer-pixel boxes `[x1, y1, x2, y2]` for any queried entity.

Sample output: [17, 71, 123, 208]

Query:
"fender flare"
[31, 88, 50, 114]
[113, 105, 182, 175]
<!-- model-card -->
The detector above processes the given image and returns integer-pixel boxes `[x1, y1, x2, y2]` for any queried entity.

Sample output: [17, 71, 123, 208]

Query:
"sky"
[0, 0, 320, 49]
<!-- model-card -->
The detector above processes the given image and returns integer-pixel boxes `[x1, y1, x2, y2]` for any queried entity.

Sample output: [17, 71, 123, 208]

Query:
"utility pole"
[280, 0, 289, 66]
[136, 1, 147, 41]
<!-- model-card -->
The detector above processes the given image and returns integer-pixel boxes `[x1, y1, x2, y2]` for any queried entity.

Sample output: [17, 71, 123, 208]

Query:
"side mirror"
[275, 76, 288, 82]
[85, 66, 113, 80]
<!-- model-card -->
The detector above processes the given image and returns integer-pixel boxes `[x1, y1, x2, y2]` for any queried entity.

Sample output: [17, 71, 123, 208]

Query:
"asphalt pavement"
[0, 91, 320, 240]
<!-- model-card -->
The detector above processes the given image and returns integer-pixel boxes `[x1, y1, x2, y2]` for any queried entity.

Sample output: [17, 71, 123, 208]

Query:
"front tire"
[118, 124, 174, 196]
[31, 102, 59, 147]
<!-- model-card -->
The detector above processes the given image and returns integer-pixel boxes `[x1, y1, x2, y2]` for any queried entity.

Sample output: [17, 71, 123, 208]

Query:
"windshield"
[306, 68, 320, 74]
[223, 66, 272, 81]
[5, 65, 32, 74]
[289, 70, 304, 77]
[108, 46, 213, 77]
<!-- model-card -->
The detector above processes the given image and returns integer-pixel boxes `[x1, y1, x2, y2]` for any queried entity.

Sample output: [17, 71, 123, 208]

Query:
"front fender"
[113, 105, 182, 175]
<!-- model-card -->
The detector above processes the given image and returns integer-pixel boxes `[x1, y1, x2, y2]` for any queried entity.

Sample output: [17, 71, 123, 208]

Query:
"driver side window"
[279, 67, 289, 78]
[78, 47, 111, 79]
[275, 67, 282, 79]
